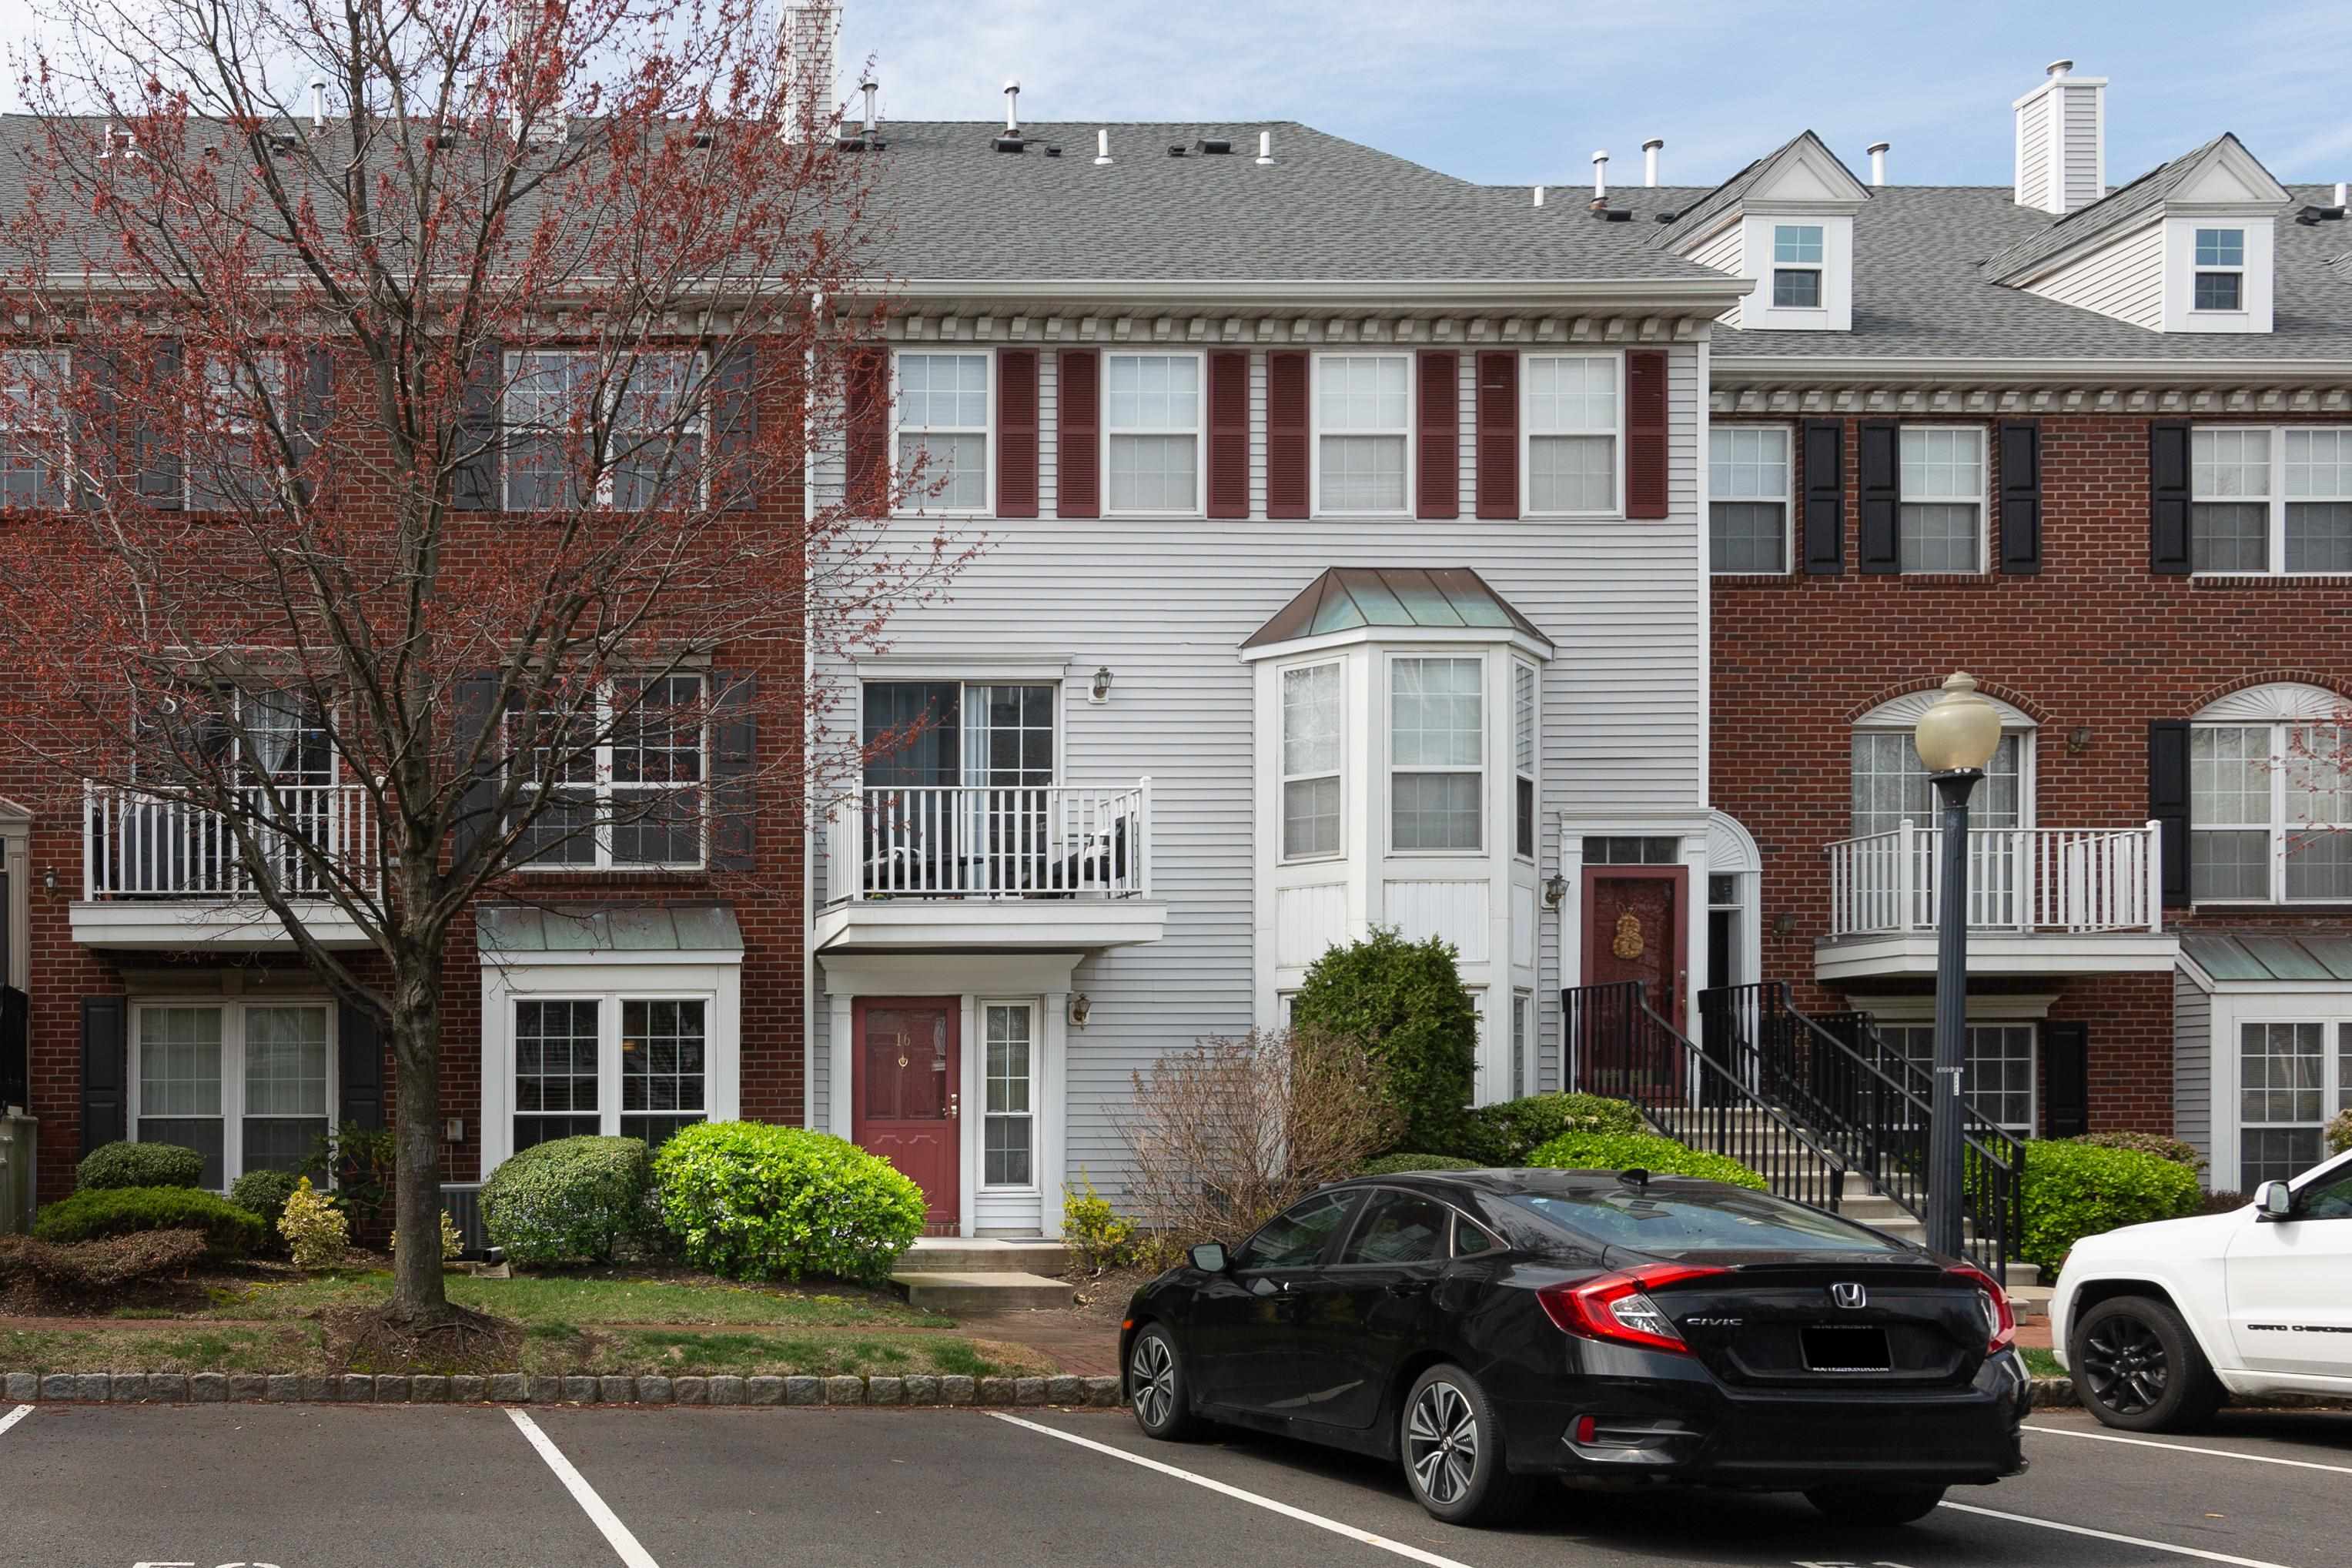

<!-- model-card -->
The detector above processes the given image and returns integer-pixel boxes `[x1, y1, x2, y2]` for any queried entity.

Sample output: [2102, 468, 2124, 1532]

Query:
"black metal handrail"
[1564, 980, 1847, 1215]
[0, 985, 27, 1114]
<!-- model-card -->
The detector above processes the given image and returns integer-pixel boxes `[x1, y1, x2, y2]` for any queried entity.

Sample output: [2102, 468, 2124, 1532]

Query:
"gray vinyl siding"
[810, 336, 1707, 1205]
[2172, 966, 2213, 1182]
[2060, 85, 2101, 211]
[2025, 221, 2163, 329]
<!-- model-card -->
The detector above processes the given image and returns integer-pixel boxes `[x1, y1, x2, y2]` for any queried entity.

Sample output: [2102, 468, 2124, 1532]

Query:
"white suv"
[2052, 1146, 2352, 1430]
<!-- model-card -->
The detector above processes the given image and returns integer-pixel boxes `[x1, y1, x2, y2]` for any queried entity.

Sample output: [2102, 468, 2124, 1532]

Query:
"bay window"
[1524, 354, 1618, 515]
[2191, 426, 2352, 574]
[514, 673, 708, 871]
[1390, 656, 1482, 851]
[132, 1001, 331, 1190]
[1280, 662, 1342, 860]
[894, 352, 990, 511]
[1709, 426, 1790, 573]
[514, 994, 707, 1153]
[1105, 353, 1201, 514]
[1897, 426, 1986, 573]
[2191, 720, 2352, 902]
[1314, 354, 1410, 514]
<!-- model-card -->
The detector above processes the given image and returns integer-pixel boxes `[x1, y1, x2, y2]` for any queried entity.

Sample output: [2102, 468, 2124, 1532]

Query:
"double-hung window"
[895, 352, 990, 511]
[1882, 1021, 2036, 1133]
[1897, 426, 1986, 572]
[1709, 426, 1791, 573]
[1106, 353, 1201, 514]
[1390, 656, 1482, 851]
[2191, 427, 2352, 574]
[2190, 720, 2352, 902]
[514, 995, 708, 1153]
[2237, 1021, 2350, 1189]
[1524, 354, 1618, 514]
[504, 350, 704, 512]
[2194, 228, 2246, 313]
[1772, 224, 1825, 309]
[514, 672, 708, 871]
[0, 349, 66, 509]
[1314, 354, 1410, 514]
[133, 1001, 331, 1190]
[189, 353, 296, 512]
[1512, 662, 1537, 859]
[1280, 662, 1342, 860]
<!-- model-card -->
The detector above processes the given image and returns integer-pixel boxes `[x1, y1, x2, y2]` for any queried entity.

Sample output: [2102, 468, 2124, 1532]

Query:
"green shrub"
[228, 1169, 303, 1240]
[279, 1177, 350, 1269]
[1526, 1132, 1768, 1191]
[1290, 928, 1477, 1152]
[2066, 1131, 2204, 1170]
[1462, 1094, 1646, 1164]
[2019, 1139, 2203, 1274]
[481, 1135, 655, 1265]
[1062, 1174, 1139, 1273]
[32, 1185, 265, 1255]
[651, 1122, 924, 1285]
[1358, 1152, 1481, 1175]
[2328, 1108, 2352, 1158]
[77, 1140, 205, 1192]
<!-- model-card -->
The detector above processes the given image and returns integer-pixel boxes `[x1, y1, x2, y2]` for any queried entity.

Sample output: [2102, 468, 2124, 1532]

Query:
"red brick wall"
[1712, 412, 2352, 1137]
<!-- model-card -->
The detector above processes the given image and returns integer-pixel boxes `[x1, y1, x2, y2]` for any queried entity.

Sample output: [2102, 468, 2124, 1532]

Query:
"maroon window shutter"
[998, 349, 1039, 518]
[1626, 349, 1668, 519]
[1266, 350, 1310, 519]
[1207, 351, 1250, 519]
[1057, 349, 1099, 518]
[1417, 351, 1459, 520]
[845, 347, 889, 515]
[1474, 350, 1517, 519]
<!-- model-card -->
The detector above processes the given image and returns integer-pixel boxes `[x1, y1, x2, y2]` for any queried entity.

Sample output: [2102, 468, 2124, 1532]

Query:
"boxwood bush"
[1357, 1152, 1481, 1175]
[651, 1122, 924, 1284]
[1462, 1093, 1646, 1164]
[1526, 1132, 1768, 1191]
[2065, 1131, 2203, 1170]
[482, 1135, 657, 1265]
[1289, 929, 1478, 1153]
[2020, 1139, 2203, 1274]
[228, 1169, 303, 1242]
[32, 1185, 266, 1256]
[77, 1140, 205, 1192]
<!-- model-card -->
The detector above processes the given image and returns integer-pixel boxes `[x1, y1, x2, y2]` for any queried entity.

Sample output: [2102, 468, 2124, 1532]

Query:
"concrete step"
[890, 1270, 1075, 1313]
[2004, 1260, 2043, 1292]
[901, 1238, 1069, 1275]
[2009, 1285, 2054, 1321]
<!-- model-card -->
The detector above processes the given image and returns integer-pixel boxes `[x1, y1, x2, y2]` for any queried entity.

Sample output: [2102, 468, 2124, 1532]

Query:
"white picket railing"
[83, 782, 380, 900]
[1825, 820, 2163, 937]
[830, 780, 1151, 902]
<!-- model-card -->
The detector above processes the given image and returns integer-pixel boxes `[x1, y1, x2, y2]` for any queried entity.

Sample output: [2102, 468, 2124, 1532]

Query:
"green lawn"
[165, 1269, 952, 1330]
[2, 1325, 318, 1374]
[2022, 1348, 2066, 1379]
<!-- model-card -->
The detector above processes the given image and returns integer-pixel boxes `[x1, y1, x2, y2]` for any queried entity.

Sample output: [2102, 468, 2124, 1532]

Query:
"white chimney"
[1591, 149, 1609, 207]
[782, 5, 838, 139]
[1256, 129, 1273, 166]
[2014, 56, 2106, 214]
[1642, 137, 1662, 188]
[1003, 78, 1020, 134]
[1867, 140, 1889, 187]
[1093, 128, 1112, 165]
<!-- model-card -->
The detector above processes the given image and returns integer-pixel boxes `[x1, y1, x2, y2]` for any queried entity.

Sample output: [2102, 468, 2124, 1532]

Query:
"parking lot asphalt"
[1, 1399, 2346, 1568]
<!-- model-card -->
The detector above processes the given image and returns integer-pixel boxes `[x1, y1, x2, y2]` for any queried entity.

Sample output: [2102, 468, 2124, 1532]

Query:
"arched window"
[2190, 682, 2352, 904]
[1848, 689, 2036, 839]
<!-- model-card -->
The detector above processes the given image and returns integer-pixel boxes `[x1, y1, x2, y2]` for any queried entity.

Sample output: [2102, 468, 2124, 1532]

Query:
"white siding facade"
[2023, 220, 2165, 330]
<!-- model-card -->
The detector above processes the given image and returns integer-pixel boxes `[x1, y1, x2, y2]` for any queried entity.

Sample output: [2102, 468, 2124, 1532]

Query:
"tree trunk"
[386, 958, 452, 1326]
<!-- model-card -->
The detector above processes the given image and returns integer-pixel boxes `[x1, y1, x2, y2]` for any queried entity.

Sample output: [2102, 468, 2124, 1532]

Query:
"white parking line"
[506, 1409, 661, 1568]
[2025, 1422, 2352, 1476]
[0, 1404, 32, 1438]
[1936, 1501, 2297, 1568]
[990, 1413, 1477, 1568]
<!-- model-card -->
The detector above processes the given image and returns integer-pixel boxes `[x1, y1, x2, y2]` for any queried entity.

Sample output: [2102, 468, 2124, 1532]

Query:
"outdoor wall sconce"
[1774, 911, 1797, 936]
[1067, 993, 1092, 1028]
[1541, 873, 1567, 909]
[444, 1118, 466, 1145]
[1089, 666, 1114, 704]
[2068, 724, 2093, 754]
[39, 866, 55, 894]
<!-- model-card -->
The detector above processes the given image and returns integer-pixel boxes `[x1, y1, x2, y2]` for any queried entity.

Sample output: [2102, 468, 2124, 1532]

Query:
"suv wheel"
[2071, 1295, 2225, 1433]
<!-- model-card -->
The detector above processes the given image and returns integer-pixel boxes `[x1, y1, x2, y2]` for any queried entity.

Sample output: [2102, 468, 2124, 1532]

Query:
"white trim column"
[1040, 989, 1070, 1239]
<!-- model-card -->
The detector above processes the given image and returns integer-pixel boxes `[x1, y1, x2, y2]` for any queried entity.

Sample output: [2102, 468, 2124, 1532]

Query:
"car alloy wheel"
[2080, 1310, 2169, 1416]
[1405, 1379, 1480, 1507]
[1129, 1332, 1176, 1429]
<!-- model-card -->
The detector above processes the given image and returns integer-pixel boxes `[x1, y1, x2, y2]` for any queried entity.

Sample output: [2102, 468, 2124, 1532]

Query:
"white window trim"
[0, 349, 69, 510]
[1896, 423, 1990, 575]
[1518, 350, 1625, 520]
[2190, 717, 2352, 906]
[2190, 425, 2352, 578]
[2191, 228, 2247, 316]
[858, 677, 1065, 789]
[1848, 723, 2039, 838]
[1511, 660, 1538, 863]
[2214, 999, 2352, 1190]
[501, 349, 711, 512]
[979, 998, 1041, 1194]
[126, 998, 338, 1192]
[1769, 224, 1827, 310]
[1100, 349, 1207, 520]
[1708, 423, 1794, 576]
[1309, 351, 1415, 520]
[1384, 650, 1486, 858]
[1279, 657, 1346, 864]
[891, 349, 995, 518]
[514, 673, 711, 873]
[1879, 1016, 2039, 1135]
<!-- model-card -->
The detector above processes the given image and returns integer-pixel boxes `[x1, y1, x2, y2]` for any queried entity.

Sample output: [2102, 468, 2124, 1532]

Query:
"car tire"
[2070, 1295, 2226, 1433]
[1126, 1324, 1203, 1442]
[1399, 1364, 1535, 1526]
[1805, 1483, 1947, 1526]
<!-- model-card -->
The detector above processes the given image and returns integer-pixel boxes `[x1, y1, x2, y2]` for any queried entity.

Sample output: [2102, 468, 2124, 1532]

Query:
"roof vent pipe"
[1867, 140, 1889, 186]
[1094, 128, 1112, 165]
[2337, 181, 2347, 209]
[1256, 129, 1273, 165]
[1532, 184, 1544, 207]
[860, 78, 877, 134]
[310, 81, 325, 130]
[1003, 79, 1020, 133]
[1591, 149, 1608, 209]
[1642, 137, 1662, 187]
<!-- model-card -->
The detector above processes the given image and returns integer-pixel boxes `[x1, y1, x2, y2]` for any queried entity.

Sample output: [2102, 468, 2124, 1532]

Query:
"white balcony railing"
[83, 782, 381, 901]
[829, 781, 1150, 903]
[1825, 820, 2163, 938]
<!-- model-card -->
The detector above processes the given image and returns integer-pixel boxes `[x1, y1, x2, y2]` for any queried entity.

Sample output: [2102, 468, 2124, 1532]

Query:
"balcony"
[1818, 821, 2178, 982]
[72, 782, 380, 950]
[813, 781, 1166, 953]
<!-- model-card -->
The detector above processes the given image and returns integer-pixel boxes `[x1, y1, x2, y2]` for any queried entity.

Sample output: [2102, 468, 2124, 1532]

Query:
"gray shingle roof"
[1647, 131, 1867, 252]
[1976, 134, 2239, 282]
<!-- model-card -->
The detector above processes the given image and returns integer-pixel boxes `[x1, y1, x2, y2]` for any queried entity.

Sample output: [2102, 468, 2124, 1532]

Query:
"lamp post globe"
[1913, 671, 2003, 774]
[1915, 671, 1999, 1262]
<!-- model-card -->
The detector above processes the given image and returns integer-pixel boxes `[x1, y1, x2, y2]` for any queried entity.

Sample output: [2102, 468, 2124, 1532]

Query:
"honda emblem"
[1829, 1281, 1868, 1310]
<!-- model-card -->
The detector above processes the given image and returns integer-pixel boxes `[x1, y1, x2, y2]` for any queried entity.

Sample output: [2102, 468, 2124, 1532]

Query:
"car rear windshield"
[1507, 1189, 1907, 1255]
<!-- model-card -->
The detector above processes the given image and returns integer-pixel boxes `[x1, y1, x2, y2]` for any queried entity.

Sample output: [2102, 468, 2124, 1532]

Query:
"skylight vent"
[1193, 138, 1233, 155]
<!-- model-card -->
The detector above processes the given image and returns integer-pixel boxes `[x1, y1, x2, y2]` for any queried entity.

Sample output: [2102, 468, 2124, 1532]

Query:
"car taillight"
[1947, 1263, 2016, 1354]
[1536, 1263, 1729, 1356]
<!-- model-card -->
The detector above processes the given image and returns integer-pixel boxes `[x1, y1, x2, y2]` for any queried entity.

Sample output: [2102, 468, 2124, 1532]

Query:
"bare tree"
[0, 0, 955, 1329]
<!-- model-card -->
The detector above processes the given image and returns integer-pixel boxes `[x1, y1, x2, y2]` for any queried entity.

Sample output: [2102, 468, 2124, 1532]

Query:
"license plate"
[1801, 1325, 1892, 1372]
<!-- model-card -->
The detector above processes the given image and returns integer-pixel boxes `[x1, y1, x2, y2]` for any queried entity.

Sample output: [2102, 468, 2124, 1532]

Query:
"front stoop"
[901, 1239, 1071, 1275]
[890, 1270, 1074, 1312]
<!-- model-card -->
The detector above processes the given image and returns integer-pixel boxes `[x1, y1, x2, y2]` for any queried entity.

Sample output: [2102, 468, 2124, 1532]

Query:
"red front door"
[1581, 868, 1690, 1104]
[852, 998, 960, 1233]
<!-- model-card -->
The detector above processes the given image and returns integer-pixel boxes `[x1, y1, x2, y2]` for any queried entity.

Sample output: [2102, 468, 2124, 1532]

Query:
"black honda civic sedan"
[1120, 1168, 2028, 1526]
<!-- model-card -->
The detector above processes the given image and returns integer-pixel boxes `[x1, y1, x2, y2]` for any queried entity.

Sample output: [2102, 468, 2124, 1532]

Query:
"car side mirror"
[1188, 1241, 1229, 1274]
[2255, 1180, 2297, 1222]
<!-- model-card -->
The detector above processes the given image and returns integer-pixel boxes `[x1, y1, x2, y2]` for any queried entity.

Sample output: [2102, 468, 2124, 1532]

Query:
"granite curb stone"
[340, 1374, 374, 1403]
[412, 1376, 450, 1403]
[225, 1374, 268, 1402]
[941, 1375, 977, 1405]
[490, 1374, 527, 1402]
[529, 1376, 564, 1404]
[562, 1376, 599, 1403]
[75, 1372, 111, 1401]
[903, 1374, 938, 1406]
[266, 1374, 300, 1403]
[450, 1375, 487, 1403]
[375, 1376, 411, 1403]
[637, 1376, 673, 1404]
[190, 1373, 228, 1403]
[675, 1376, 709, 1406]
[4, 1372, 37, 1401]
[867, 1376, 904, 1406]
[149, 1373, 189, 1402]
[1046, 1376, 1084, 1406]
[825, 1376, 864, 1406]
[708, 1375, 746, 1406]
[748, 1376, 787, 1406]
[0, 1367, 1133, 1409]
[109, 1372, 149, 1402]
[781, 1376, 820, 1406]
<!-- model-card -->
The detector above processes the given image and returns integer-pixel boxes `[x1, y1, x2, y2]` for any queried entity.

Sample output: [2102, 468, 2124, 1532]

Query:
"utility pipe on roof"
[1642, 138, 1661, 187]
[1003, 79, 1020, 133]
[1868, 141, 1889, 187]
[860, 79, 877, 134]
[310, 81, 325, 131]
[1256, 129, 1273, 165]
[1094, 128, 1112, 165]
[1591, 150, 1608, 209]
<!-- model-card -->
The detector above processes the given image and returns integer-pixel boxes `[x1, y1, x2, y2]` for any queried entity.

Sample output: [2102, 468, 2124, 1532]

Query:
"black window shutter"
[2149, 718, 2191, 905]
[1801, 420, 1844, 575]
[711, 345, 757, 513]
[293, 347, 333, 471]
[1999, 420, 2042, 574]
[709, 671, 756, 871]
[2150, 420, 2192, 575]
[1857, 420, 1899, 573]
[79, 995, 128, 1156]
[453, 340, 502, 511]
[450, 670, 503, 866]
[75, 348, 119, 510]
[2043, 1021, 2089, 1138]
[337, 1001, 386, 1130]
[139, 341, 184, 510]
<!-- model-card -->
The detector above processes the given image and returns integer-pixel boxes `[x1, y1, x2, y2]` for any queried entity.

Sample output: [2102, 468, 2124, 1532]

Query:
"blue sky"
[5, 1, 2347, 191]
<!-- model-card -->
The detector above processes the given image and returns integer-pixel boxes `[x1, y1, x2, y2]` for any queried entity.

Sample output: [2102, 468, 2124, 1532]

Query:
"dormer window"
[1772, 226, 1825, 308]
[2193, 229, 2246, 312]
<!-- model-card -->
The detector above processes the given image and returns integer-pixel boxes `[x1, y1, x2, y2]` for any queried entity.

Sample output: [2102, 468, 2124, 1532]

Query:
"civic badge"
[1830, 1281, 1868, 1310]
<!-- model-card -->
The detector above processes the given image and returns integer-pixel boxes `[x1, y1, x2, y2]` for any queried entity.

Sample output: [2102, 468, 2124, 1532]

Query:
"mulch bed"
[322, 1303, 528, 1378]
